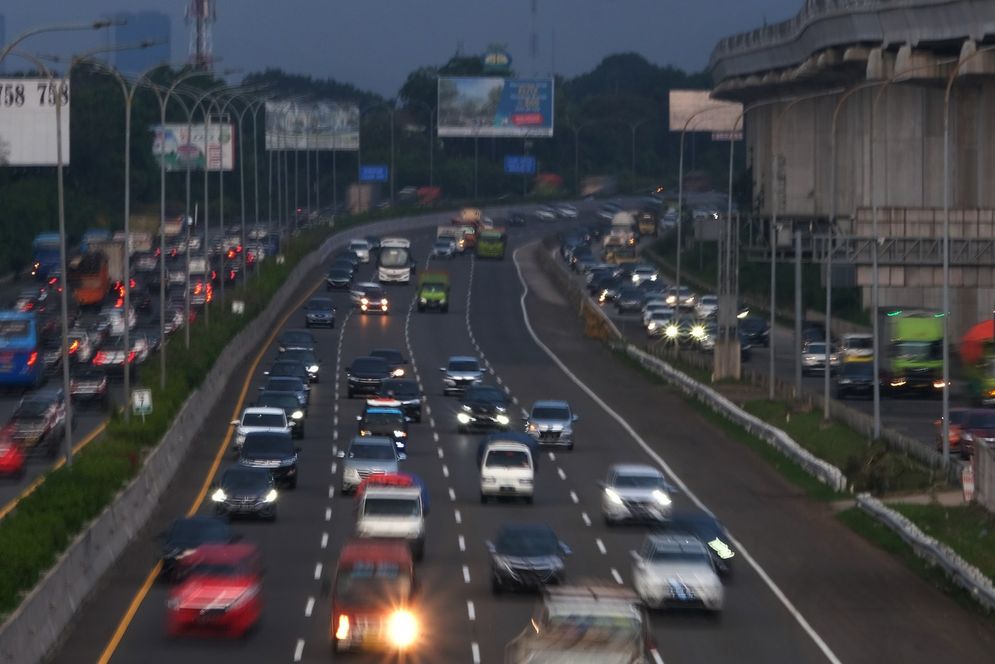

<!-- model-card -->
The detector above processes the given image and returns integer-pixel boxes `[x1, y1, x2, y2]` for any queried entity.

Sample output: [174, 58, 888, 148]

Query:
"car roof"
[532, 400, 569, 409]
[448, 355, 478, 363]
[610, 463, 663, 477]
[350, 435, 395, 446]
[496, 522, 555, 535]
[187, 542, 258, 565]
[645, 533, 709, 555]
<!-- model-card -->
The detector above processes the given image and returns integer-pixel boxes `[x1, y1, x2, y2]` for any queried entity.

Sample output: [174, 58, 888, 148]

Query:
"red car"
[166, 543, 262, 638]
[0, 437, 25, 478]
[934, 408, 970, 457]
[954, 409, 995, 459]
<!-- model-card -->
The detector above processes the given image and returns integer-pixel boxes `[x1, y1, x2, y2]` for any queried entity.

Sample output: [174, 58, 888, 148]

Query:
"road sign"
[963, 463, 975, 502]
[504, 155, 536, 174]
[711, 131, 743, 141]
[131, 388, 153, 417]
[359, 165, 389, 182]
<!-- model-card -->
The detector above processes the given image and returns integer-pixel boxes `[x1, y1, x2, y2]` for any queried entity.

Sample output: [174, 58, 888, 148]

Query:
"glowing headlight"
[263, 489, 278, 503]
[308, 364, 319, 373]
[457, 412, 471, 424]
[605, 488, 623, 505]
[665, 325, 679, 339]
[708, 538, 735, 560]
[651, 489, 672, 506]
[527, 423, 538, 433]
[387, 609, 418, 649]
[496, 414, 510, 425]
[631, 274, 639, 282]
[381, 298, 388, 305]
[360, 297, 369, 305]
[648, 322, 657, 330]
[419, 297, 427, 304]
[649, 274, 657, 281]
[211, 488, 227, 502]
[291, 410, 304, 420]
[666, 296, 677, 305]
[393, 430, 407, 438]
[392, 368, 405, 377]
[691, 325, 706, 340]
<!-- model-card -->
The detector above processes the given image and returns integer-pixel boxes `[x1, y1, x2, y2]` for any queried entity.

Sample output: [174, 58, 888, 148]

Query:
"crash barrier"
[976, 441, 995, 513]
[534, 241, 622, 343]
[856, 493, 995, 612]
[0, 211, 456, 664]
[627, 346, 848, 492]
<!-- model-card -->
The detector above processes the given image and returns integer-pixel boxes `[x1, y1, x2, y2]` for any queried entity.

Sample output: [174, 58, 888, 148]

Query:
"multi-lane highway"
[48, 210, 995, 664]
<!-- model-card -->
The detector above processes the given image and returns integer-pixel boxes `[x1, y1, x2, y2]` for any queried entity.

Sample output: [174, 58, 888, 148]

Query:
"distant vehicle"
[436, 225, 467, 253]
[355, 485, 425, 560]
[354, 472, 430, 514]
[629, 265, 658, 285]
[377, 239, 413, 284]
[475, 229, 507, 260]
[524, 400, 577, 450]
[431, 238, 457, 259]
[631, 533, 724, 612]
[801, 342, 839, 376]
[31, 233, 62, 280]
[211, 466, 279, 521]
[231, 406, 291, 453]
[157, 516, 234, 581]
[508, 211, 527, 226]
[416, 271, 450, 313]
[279, 349, 321, 383]
[955, 409, 995, 460]
[304, 297, 336, 328]
[277, 329, 316, 353]
[936, 408, 972, 458]
[695, 294, 719, 319]
[237, 431, 298, 489]
[599, 463, 673, 525]
[67, 251, 109, 306]
[255, 390, 305, 438]
[0, 434, 25, 478]
[478, 433, 537, 504]
[69, 367, 108, 407]
[457, 384, 511, 432]
[739, 315, 770, 347]
[369, 348, 407, 377]
[338, 435, 401, 494]
[664, 286, 695, 309]
[357, 405, 409, 458]
[0, 312, 43, 387]
[440, 355, 483, 396]
[840, 333, 874, 362]
[5, 389, 67, 458]
[265, 359, 311, 385]
[325, 267, 353, 290]
[348, 239, 371, 263]
[835, 361, 875, 399]
[369, 379, 424, 423]
[358, 284, 390, 314]
[487, 523, 570, 593]
[258, 376, 310, 408]
[614, 287, 645, 314]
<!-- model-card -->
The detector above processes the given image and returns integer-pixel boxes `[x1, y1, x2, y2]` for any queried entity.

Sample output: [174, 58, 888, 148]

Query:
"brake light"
[229, 269, 236, 281]
[335, 614, 350, 641]
[127, 351, 137, 364]
[69, 340, 80, 354]
[22, 302, 34, 311]
[26, 352, 38, 367]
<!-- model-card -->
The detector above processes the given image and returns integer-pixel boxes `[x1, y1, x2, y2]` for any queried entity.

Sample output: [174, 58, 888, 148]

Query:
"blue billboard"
[359, 165, 389, 182]
[504, 155, 536, 174]
[438, 78, 554, 138]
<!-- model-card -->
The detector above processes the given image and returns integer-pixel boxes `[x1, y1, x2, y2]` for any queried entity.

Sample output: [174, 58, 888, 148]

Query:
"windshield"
[648, 548, 709, 564]
[740, 317, 766, 332]
[485, 450, 531, 468]
[846, 337, 873, 349]
[532, 407, 569, 421]
[466, 387, 505, 403]
[806, 343, 827, 354]
[280, 332, 313, 347]
[495, 528, 557, 556]
[434, 241, 453, 249]
[363, 411, 404, 426]
[269, 363, 304, 377]
[187, 562, 247, 578]
[350, 443, 396, 460]
[242, 412, 285, 428]
[363, 497, 420, 517]
[328, 268, 351, 279]
[352, 358, 388, 374]
[307, 299, 333, 310]
[379, 248, 410, 268]
[221, 469, 269, 491]
[613, 474, 663, 489]
[281, 351, 316, 365]
[421, 283, 445, 293]
[449, 360, 479, 372]
[335, 562, 410, 605]
[894, 341, 941, 362]
[267, 378, 303, 392]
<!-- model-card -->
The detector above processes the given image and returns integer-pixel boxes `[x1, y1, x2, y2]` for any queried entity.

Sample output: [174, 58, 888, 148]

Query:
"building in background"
[113, 11, 171, 74]
[0, 14, 6, 74]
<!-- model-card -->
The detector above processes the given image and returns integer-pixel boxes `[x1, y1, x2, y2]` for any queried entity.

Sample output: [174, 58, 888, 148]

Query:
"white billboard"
[668, 90, 743, 133]
[151, 123, 234, 172]
[0, 78, 71, 166]
[265, 101, 359, 151]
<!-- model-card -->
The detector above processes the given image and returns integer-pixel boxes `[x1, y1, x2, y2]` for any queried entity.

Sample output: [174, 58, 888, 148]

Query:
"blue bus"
[80, 229, 112, 254]
[31, 233, 62, 280]
[0, 312, 42, 387]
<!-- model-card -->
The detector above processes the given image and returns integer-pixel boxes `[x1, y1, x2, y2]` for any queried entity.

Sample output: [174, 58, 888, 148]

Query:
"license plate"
[500, 486, 515, 493]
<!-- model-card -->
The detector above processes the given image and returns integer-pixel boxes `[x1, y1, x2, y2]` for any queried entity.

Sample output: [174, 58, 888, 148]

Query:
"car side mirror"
[336, 450, 346, 459]
[230, 420, 239, 426]
[439, 367, 446, 372]
[559, 542, 572, 557]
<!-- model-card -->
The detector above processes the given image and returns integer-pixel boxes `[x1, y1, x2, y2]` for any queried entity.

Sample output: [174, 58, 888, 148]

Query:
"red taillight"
[26, 352, 38, 367]
[194, 283, 203, 295]
[127, 351, 137, 364]
[23, 302, 34, 311]
[227, 249, 236, 259]
[155, 247, 161, 257]
[115, 298, 124, 308]
[335, 614, 350, 641]
[229, 270, 236, 280]
[92, 352, 106, 366]
[69, 340, 80, 354]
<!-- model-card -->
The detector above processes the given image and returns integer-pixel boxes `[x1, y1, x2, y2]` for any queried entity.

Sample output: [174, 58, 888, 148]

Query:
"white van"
[479, 440, 535, 504]
[355, 486, 425, 560]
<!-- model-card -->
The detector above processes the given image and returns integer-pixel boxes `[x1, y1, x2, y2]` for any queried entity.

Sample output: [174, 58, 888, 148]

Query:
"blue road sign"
[359, 165, 389, 182]
[504, 155, 536, 175]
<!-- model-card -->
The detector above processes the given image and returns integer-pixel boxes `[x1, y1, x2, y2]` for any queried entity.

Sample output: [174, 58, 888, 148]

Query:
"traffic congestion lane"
[503, 240, 995, 663]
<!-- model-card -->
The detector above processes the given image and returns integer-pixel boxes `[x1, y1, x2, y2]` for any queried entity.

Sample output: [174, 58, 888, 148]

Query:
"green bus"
[476, 229, 507, 260]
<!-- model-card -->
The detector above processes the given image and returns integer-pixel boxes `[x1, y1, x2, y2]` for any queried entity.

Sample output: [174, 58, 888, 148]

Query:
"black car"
[346, 356, 392, 398]
[667, 510, 736, 577]
[457, 384, 511, 432]
[615, 287, 645, 314]
[266, 359, 311, 385]
[280, 349, 321, 383]
[69, 367, 109, 407]
[259, 376, 310, 408]
[41, 337, 63, 374]
[238, 431, 299, 489]
[333, 249, 360, 268]
[487, 523, 571, 593]
[212, 466, 278, 521]
[835, 361, 876, 399]
[304, 297, 336, 328]
[256, 390, 306, 438]
[326, 266, 353, 290]
[278, 329, 316, 353]
[370, 379, 424, 423]
[357, 285, 389, 315]
[739, 316, 770, 347]
[369, 348, 408, 378]
[357, 405, 409, 458]
[508, 211, 527, 227]
[157, 516, 233, 581]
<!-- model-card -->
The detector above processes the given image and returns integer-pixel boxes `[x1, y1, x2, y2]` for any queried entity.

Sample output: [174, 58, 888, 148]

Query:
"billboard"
[668, 90, 743, 133]
[359, 165, 389, 182]
[265, 101, 359, 151]
[151, 123, 234, 172]
[504, 155, 536, 174]
[0, 78, 70, 166]
[438, 77, 554, 137]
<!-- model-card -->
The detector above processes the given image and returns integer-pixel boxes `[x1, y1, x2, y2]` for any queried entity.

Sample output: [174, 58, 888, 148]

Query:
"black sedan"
[615, 287, 646, 314]
[369, 348, 408, 378]
[739, 315, 770, 347]
[346, 356, 391, 398]
[258, 376, 310, 408]
[369, 379, 423, 423]
[265, 359, 311, 385]
[212, 466, 279, 521]
[278, 329, 317, 353]
[487, 523, 570, 593]
[238, 431, 299, 489]
[326, 267, 353, 290]
[280, 349, 321, 383]
[457, 384, 512, 432]
[667, 510, 736, 577]
[304, 297, 336, 328]
[157, 516, 233, 581]
[256, 390, 306, 438]
[835, 361, 875, 399]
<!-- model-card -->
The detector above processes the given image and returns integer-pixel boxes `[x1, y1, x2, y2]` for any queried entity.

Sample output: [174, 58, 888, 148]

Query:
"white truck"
[603, 211, 636, 248]
[355, 485, 425, 560]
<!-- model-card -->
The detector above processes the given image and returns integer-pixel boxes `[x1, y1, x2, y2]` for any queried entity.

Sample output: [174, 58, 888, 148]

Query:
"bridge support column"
[713, 339, 741, 381]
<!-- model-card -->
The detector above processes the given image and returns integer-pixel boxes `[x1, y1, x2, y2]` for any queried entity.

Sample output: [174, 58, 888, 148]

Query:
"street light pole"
[0, 20, 116, 66]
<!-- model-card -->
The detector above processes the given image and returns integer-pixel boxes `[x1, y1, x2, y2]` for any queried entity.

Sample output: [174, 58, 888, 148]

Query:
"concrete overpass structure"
[709, 0, 995, 336]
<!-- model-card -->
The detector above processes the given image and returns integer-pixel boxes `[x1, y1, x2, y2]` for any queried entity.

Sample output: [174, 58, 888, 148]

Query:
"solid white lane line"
[458, 535, 466, 552]
[581, 512, 591, 526]
[321, 532, 328, 549]
[305, 597, 315, 617]
[570, 491, 579, 504]
[611, 568, 623, 585]
[651, 648, 665, 664]
[449, 487, 456, 502]
[331, 462, 337, 474]
[454, 509, 462, 524]
[462, 565, 471, 584]
[557, 467, 566, 480]
[467, 600, 476, 621]
[293, 638, 305, 662]
[511, 244, 843, 664]
[314, 563, 323, 580]
[596, 538, 607, 555]
[472, 642, 481, 664]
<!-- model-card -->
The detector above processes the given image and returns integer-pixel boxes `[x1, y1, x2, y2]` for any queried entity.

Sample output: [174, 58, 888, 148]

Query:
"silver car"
[337, 436, 400, 494]
[600, 463, 674, 525]
[801, 342, 839, 376]
[524, 400, 577, 450]
[440, 355, 484, 396]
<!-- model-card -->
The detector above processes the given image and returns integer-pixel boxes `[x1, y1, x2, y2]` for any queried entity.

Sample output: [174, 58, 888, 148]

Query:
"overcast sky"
[4, 1, 800, 94]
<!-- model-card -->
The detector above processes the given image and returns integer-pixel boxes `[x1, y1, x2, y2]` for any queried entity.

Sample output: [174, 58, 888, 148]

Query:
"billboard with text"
[151, 123, 234, 172]
[438, 77, 554, 137]
[668, 90, 743, 133]
[265, 101, 359, 151]
[0, 78, 70, 166]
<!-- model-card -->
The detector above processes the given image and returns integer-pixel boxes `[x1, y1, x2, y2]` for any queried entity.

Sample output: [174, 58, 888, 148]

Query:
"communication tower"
[186, 0, 215, 70]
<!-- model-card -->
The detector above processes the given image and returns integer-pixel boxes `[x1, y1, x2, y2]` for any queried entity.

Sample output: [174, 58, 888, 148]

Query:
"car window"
[350, 443, 396, 460]
[222, 468, 270, 491]
[242, 412, 285, 427]
[495, 528, 558, 556]
[363, 497, 420, 517]
[485, 450, 531, 468]
[532, 407, 570, 420]
[449, 360, 479, 372]
[352, 358, 389, 373]
[363, 411, 405, 426]
[612, 473, 663, 489]
[243, 436, 294, 456]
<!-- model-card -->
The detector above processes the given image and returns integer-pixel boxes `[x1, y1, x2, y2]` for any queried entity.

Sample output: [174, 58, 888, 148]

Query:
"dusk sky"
[4, 1, 800, 93]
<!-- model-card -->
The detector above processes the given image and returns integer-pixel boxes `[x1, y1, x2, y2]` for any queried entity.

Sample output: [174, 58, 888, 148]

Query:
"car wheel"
[566, 441, 574, 451]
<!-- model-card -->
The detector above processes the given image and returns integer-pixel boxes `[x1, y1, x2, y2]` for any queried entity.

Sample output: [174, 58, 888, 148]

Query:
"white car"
[801, 342, 839, 375]
[99, 305, 136, 336]
[231, 406, 291, 452]
[600, 463, 673, 524]
[630, 265, 659, 285]
[355, 485, 425, 560]
[645, 310, 676, 337]
[479, 439, 535, 503]
[347, 238, 371, 263]
[695, 294, 719, 319]
[67, 329, 95, 364]
[554, 203, 578, 218]
[631, 533, 724, 612]
[535, 206, 557, 221]
[840, 333, 874, 361]
[642, 303, 673, 327]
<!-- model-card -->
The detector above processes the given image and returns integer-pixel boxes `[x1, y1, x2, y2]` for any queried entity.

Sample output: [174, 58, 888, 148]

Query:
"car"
[237, 431, 299, 489]
[801, 342, 839, 375]
[524, 400, 577, 449]
[277, 329, 316, 353]
[487, 523, 570, 593]
[739, 315, 770, 347]
[357, 285, 389, 315]
[840, 333, 874, 361]
[355, 486, 426, 560]
[457, 384, 511, 432]
[666, 510, 736, 577]
[508, 211, 527, 226]
[478, 433, 537, 504]
[265, 360, 312, 388]
[0, 434, 26, 478]
[369, 379, 423, 422]
[348, 238, 372, 263]
[355, 472, 430, 514]
[600, 463, 674, 525]
[695, 294, 719, 319]
[4, 390, 68, 458]
[614, 287, 645, 314]
[664, 286, 695, 309]
[346, 356, 392, 398]
[554, 203, 578, 218]
[349, 281, 380, 306]
[211, 466, 279, 520]
[935, 408, 971, 458]
[365, 235, 381, 254]
[166, 543, 263, 638]
[330, 539, 418, 653]
[259, 376, 310, 408]
[338, 436, 401, 494]
[802, 321, 830, 346]
[357, 406, 409, 458]
[431, 238, 457, 259]
[91, 335, 142, 375]
[333, 249, 361, 269]
[642, 302, 673, 327]
[231, 406, 290, 453]
[69, 367, 109, 407]
[440, 355, 484, 396]
[157, 516, 234, 581]
[629, 265, 659, 286]
[630, 533, 724, 612]
[304, 297, 336, 328]
[67, 329, 95, 364]
[256, 391, 306, 438]
[99, 305, 136, 335]
[535, 205, 557, 221]
[645, 310, 677, 338]
[277, 349, 321, 383]
[13, 288, 48, 313]
[325, 267, 353, 290]
[40, 336, 62, 375]
[835, 360, 876, 399]
[369, 348, 407, 378]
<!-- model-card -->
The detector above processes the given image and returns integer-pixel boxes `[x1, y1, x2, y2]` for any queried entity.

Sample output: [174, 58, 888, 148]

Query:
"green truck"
[880, 310, 944, 394]
[417, 270, 450, 312]
[475, 229, 507, 259]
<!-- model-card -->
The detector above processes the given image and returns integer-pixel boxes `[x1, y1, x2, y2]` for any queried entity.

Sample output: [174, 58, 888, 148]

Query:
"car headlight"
[381, 298, 388, 305]
[457, 412, 471, 424]
[650, 274, 657, 281]
[360, 297, 369, 305]
[648, 322, 657, 330]
[651, 489, 672, 506]
[527, 423, 538, 433]
[419, 297, 427, 304]
[631, 274, 639, 282]
[496, 414, 510, 425]
[691, 325, 706, 339]
[393, 430, 407, 438]
[708, 538, 735, 560]
[292, 410, 304, 420]
[263, 489, 278, 503]
[665, 325, 679, 339]
[308, 364, 319, 373]
[392, 368, 405, 377]
[211, 488, 227, 502]
[605, 488, 623, 505]
[387, 609, 418, 649]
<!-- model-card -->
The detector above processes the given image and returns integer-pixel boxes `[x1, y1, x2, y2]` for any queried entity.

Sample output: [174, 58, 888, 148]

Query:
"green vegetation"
[889, 503, 995, 582]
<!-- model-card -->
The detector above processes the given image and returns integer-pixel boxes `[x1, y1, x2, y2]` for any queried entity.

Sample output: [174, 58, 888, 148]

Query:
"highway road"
[46, 208, 995, 664]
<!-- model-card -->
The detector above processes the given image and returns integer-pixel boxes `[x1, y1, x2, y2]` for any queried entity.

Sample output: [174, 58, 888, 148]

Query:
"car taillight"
[92, 352, 106, 366]
[26, 352, 38, 367]
[335, 614, 350, 640]
[68, 340, 79, 354]
[127, 351, 137, 364]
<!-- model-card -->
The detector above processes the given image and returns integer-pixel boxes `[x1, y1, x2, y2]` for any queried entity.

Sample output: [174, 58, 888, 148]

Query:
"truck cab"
[416, 271, 450, 312]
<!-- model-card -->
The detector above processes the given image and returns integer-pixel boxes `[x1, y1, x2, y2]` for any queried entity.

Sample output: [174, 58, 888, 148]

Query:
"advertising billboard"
[668, 90, 743, 133]
[265, 101, 359, 151]
[438, 77, 554, 137]
[151, 123, 234, 172]
[0, 78, 70, 166]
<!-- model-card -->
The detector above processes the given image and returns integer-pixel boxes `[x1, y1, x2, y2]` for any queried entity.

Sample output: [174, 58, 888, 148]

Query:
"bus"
[0, 312, 43, 387]
[68, 251, 110, 306]
[377, 238, 413, 284]
[31, 233, 62, 280]
[475, 229, 507, 259]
